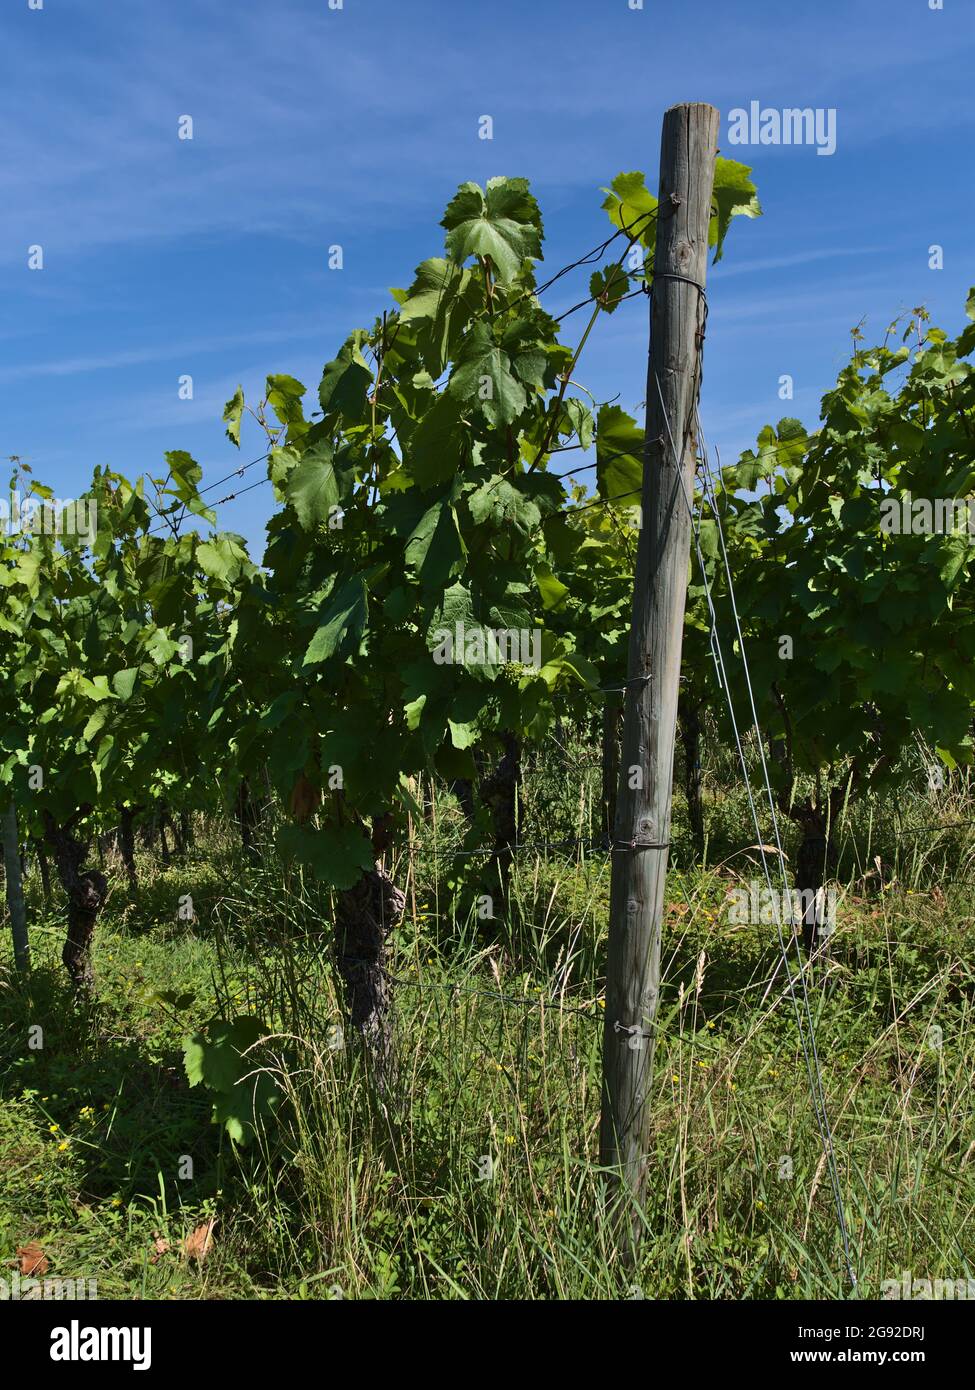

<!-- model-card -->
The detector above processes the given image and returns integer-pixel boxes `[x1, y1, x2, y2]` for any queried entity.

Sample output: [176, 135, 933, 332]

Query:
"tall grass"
[1, 737, 974, 1298]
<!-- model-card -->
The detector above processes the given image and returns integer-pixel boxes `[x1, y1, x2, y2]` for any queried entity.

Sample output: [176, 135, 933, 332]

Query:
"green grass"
[2, 771, 975, 1300]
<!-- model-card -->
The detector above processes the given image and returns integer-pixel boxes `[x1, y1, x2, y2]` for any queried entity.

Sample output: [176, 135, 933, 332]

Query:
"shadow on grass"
[0, 963, 222, 1210]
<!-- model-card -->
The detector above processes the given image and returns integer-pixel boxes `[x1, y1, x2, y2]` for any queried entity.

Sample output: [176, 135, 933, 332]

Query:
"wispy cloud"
[3, 0, 972, 266]
[3, 0, 973, 550]
[0, 320, 334, 384]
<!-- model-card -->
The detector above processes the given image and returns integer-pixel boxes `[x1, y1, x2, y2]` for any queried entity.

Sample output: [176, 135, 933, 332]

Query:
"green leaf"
[145, 629, 181, 666]
[285, 442, 340, 529]
[319, 342, 372, 424]
[447, 718, 476, 749]
[164, 451, 217, 525]
[399, 258, 466, 322]
[540, 649, 599, 691]
[442, 177, 542, 284]
[8, 548, 41, 597]
[468, 478, 540, 535]
[265, 374, 308, 436]
[183, 1034, 209, 1090]
[223, 386, 244, 447]
[595, 405, 643, 506]
[590, 265, 630, 313]
[733, 453, 765, 492]
[535, 561, 570, 611]
[937, 534, 970, 587]
[302, 576, 367, 666]
[112, 667, 138, 702]
[183, 1017, 280, 1147]
[408, 393, 466, 489]
[500, 320, 549, 391]
[73, 674, 114, 702]
[277, 822, 374, 889]
[404, 694, 427, 730]
[600, 172, 658, 253]
[561, 398, 594, 450]
[150, 989, 196, 1012]
[184, 1017, 267, 1093]
[405, 499, 467, 588]
[559, 650, 599, 687]
[448, 322, 526, 426]
[709, 158, 762, 264]
[398, 258, 473, 374]
[196, 534, 250, 585]
[426, 581, 476, 654]
[82, 707, 110, 743]
[213, 1071, 280, 1147]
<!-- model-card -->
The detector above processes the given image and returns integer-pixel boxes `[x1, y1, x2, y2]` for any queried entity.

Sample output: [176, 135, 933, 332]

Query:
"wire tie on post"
[613, 1020, 653, 1041]
[611, 838, 671, 852]
[598, 673, 652, 694]
[651, 271, 707, 296]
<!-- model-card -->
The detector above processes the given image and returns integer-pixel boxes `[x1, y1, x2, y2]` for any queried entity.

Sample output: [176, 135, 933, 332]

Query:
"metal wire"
[674, 384, 857, 1288]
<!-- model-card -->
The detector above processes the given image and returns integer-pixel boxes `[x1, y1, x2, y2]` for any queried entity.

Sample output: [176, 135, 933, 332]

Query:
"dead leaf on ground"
[16, 1242, 49, 1277]
[149, 1233, 170, 1264]
[182, 1218, 217, 1264]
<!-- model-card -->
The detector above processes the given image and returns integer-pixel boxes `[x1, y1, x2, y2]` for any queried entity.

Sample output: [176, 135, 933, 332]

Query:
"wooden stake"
[600, 103, 719, 1240]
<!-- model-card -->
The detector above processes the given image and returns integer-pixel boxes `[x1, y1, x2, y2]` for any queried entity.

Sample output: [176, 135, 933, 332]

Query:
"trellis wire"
[676, 383, 857, 1288]
[143, 210, 659, 538]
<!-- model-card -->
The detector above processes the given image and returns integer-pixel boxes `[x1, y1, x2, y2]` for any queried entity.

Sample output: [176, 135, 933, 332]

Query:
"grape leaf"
[442, 177, 542, 284]
[302, 576, 367, 666]
[285, 442, 340, 529]
[710, 158, 762, 264]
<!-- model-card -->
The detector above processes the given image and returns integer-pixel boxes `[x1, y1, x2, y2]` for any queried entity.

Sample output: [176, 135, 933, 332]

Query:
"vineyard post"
[600, 102, 719, 1241]
[2, 798, 29, 973]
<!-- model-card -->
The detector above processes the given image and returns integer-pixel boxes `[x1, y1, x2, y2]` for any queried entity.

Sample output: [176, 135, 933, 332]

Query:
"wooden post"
[2, 799, 30, 973]
[600, 103, 719, 1236]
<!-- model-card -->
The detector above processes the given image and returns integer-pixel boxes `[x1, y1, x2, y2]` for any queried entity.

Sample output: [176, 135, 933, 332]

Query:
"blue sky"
[3, 0, 973, 557]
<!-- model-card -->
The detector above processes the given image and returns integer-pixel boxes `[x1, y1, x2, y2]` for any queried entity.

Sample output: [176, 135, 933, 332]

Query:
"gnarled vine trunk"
[479, 732, 520, 915]
[31, 836, 52, 902]
[117, 804, 140, 892]
[449, 777, 475, 823]
[234, 778, 263, 858]
[334, 815, 405, 1089]
[43, 812, 108, 989]
[2, 801, 29, 974]
[789, 803, 837, 956]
